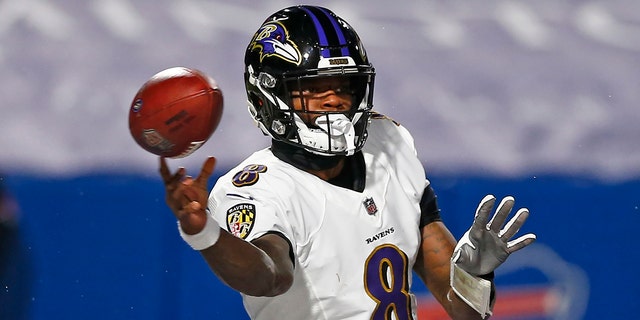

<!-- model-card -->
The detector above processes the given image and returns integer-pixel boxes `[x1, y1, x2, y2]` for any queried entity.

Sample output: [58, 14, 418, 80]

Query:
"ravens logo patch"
[226, 203, 256, 239]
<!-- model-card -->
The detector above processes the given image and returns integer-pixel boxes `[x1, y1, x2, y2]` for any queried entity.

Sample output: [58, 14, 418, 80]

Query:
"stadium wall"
[4, 172, 637, 320]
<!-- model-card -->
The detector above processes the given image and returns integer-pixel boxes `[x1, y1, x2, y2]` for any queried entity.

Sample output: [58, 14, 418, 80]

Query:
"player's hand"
[453, 195, 536, 276]
[159, 156, 217, 235]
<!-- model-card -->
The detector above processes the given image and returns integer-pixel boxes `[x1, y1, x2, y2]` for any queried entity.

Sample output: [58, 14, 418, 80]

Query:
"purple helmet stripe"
[300, 7, 330, 57]
[300, 6, 350, 58]
[316, 7, 349, 56]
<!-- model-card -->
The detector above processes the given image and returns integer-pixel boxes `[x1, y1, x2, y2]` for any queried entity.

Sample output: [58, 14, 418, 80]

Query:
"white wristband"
[450, 250, 493, 319]
[178, 212, 221, 250]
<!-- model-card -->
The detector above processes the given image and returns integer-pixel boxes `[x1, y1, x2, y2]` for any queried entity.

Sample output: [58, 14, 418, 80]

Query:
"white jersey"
[209, 115, 429, 319]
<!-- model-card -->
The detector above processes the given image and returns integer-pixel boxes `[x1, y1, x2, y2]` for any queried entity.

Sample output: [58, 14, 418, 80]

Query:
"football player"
[160, 5, 536, 319]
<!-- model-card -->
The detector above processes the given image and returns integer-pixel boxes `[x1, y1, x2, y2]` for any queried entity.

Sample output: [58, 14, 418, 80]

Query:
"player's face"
[289, 76, 354, 124]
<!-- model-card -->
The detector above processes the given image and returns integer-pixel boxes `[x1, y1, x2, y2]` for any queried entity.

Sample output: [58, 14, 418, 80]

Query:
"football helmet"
[244, 5, 375, 156]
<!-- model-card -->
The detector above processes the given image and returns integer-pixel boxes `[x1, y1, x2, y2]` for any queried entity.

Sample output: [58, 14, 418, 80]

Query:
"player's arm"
[414, 221, 486, 319]
[412, 186, 485, 319]
[160, 157, 294, 297]
[414, 186, 537, 319]
[201, 229, 294, 297]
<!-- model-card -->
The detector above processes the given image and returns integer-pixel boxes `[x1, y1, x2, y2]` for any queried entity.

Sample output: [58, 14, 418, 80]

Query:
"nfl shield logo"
[141, 129, 174, 152]
[363, 197, 378, 215]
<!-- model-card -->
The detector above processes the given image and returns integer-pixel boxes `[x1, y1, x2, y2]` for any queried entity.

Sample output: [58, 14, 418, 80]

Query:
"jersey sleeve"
[207, 160, 298, 247]
[209, 191, 287, 242]
[419, 184, 442, 228]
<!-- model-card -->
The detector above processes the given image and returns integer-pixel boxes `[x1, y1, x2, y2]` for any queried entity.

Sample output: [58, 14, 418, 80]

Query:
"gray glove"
[453, 195, 537, 276]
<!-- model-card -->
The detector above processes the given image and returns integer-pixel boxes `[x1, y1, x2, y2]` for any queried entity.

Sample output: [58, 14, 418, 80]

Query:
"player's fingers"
[178, 200, 202, 216]
[176, 203, 200, 221]
[165, 182, 187, 214]
[175, 208, 187, 220]
[506, 233, 536, 253]
[170, 175, 193, 198]
[499, 208, 529, 240]
[177, 201, 208, 234]
[160, 157, 190, 188]
[166, 167, 186, 190]
[187, 200, 202, 212]
[182, 181, 202, 203]
[488, 196, 514, 233]
[183, 176, 194, 185]
[195, 157, 217, 187]
[159, 157, 171, 182]
[170, 180, 187, 202]
[473, 195, 495, 228]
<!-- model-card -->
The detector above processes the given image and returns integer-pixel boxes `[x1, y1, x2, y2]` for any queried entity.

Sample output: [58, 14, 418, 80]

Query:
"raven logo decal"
[250, 21, 301, 65]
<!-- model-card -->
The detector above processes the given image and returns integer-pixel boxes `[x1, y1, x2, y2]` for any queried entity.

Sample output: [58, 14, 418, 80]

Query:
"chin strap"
[294, 113, 356, 155]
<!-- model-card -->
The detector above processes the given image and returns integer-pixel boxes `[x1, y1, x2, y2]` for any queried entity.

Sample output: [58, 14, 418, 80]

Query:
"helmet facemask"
[282, 69, 374, 156]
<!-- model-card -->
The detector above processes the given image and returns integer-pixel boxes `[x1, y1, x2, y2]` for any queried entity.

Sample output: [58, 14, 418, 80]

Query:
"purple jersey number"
[364, 244, 413, 320]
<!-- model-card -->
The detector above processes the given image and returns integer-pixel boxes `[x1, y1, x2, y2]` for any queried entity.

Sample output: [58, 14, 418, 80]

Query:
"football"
[128, 67, 223, 158]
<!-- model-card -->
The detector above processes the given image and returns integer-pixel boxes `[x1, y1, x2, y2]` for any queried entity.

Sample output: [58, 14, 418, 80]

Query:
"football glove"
[450, 195, 536, 317]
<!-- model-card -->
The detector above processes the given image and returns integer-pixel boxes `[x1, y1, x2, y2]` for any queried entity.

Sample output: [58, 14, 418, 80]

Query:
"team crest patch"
[226, 203, 256, 239]
[363, 197, 378, 215]
[250, 21, 301, 65]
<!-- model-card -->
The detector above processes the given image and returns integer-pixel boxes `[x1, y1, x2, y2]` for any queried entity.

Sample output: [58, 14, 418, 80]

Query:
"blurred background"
[1, 0, 638, 319]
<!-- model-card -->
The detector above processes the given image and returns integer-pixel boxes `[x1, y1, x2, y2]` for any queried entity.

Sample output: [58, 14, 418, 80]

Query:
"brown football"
[128, 67, 223, 158]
